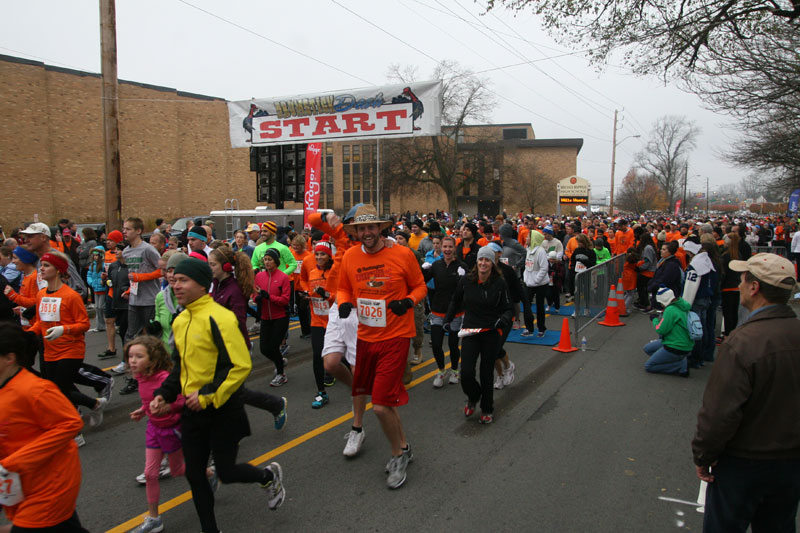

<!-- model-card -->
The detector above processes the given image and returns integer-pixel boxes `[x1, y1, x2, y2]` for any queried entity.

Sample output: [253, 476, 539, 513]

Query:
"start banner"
[228, 80, 443, 148]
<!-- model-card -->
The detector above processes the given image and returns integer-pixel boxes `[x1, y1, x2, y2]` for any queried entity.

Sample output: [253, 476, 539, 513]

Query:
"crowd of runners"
[1, 206, 799, 532]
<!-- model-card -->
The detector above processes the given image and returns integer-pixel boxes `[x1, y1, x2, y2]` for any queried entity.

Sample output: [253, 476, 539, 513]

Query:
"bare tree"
[616, 168, 664, 213]
[382, 60, 496, 214]
[635, 116, 699, 211]
[504, 159, 555, 214]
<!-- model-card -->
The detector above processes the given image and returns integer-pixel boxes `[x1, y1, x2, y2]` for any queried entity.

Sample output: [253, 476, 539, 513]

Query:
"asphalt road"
[5, 310, 794, 532]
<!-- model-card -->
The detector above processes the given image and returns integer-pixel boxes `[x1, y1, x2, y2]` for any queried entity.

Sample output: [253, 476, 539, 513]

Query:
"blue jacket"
[85, 246, 108, 293]
[424, 249, 443, 289]
[0, 263, 22, 292]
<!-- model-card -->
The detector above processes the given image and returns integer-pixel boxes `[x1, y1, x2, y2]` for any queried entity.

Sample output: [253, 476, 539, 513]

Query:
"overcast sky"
[1, 0, 746, 198]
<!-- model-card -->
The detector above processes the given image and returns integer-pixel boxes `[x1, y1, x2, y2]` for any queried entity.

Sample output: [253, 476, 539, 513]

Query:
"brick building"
[1, 53, 581, 231]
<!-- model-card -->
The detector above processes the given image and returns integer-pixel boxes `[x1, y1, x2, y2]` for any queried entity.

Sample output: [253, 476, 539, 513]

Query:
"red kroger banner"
[303, 143, 322, 229]
[228, 80, 442, 148]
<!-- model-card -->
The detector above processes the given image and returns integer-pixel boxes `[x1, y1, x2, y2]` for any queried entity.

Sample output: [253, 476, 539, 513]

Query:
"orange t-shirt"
[564, 236, 578, 259]
[32, 284, 90, 361]
[337, 244, 427, 343]
[0, 368, 84, 528]
[290, 249, 311, 286]
[7, 271, 38, 309]
[622, 262, 638, 291]
[614, 228, 635, 256]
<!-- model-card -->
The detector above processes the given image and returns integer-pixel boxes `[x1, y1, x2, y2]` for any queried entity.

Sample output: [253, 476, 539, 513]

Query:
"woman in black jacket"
[444, 246, 512, 425]
[647, 241, 683, 308]
[423, 235, 468, 388]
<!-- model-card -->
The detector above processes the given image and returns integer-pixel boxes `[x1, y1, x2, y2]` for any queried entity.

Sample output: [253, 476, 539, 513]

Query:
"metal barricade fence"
[572, 254, 626, 344]
[752, 246, 788, 257]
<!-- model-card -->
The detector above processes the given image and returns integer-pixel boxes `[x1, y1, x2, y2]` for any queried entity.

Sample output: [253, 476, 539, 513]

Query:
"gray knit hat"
[166, 252, 189, 270]
[477, 245, 496, 264]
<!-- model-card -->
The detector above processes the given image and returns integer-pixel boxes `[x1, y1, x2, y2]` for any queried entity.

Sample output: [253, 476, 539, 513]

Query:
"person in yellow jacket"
[150, 258, 286, 533]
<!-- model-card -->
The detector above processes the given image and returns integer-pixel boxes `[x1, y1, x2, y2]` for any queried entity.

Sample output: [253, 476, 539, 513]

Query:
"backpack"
[687, 311, 703, 341]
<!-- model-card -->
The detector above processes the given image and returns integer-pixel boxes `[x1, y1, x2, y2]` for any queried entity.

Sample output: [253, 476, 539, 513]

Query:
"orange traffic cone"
[552, 317, 579, 352]
[616, 279, 628, 317]
[598, 284, 625, 327]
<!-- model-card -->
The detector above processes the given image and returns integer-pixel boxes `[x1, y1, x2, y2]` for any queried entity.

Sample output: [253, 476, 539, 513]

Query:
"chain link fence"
[572, 254, 626, 344]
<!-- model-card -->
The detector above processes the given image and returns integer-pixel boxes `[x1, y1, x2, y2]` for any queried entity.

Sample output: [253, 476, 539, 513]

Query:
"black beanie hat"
[174, 258, 213, 291]
[264, 248, 281, 265]
[464, 222, 479, 239]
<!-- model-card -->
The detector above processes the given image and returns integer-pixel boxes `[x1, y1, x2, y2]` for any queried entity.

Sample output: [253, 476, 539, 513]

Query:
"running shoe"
[503, 361, 516, 386]
[88, 328, 99, 333]
[410, 352, 423, 365]
[537, 331, 546, 338]
[270, 374, 288, 387]
[261, 462, 285, 510]
[343, 429, 365, 457]
[136, 462, 171, 484]
[248, 324, 260, 335]
[111, 361, 129, 374]
[119, 377, 138, 395]
[520, 329, 535, 337]
[299, 333, 311, 339]
[464, 402, 476, 417]
[494, 375, 504, 390]
[511, 319, 521, 329]
[274, 397, 288, 430]
[97, 349, 117, 359]
[386, 453, 409, 489]
[279, 344, 290, 357]
[131, 515, 163, 533]
[100, 377, 114, 402]
[86, 397, 107, 428]
[448, 368, 460, 385]
[311, 392, 329, 409]
[323, 373, 336, 387]
[74, 433, 86, 447]
[385, 444, 413, 472]
[432, 370, 446, 388]
[479, 413, 494, 424]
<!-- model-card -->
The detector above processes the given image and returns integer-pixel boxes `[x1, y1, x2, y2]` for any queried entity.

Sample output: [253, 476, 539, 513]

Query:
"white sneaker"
[270, 373, 288, 387]
[88, 328, 99, 333]
[111, 361, 129, 374]
[74, 433, 86, 447]
[432, 371, 446, 388]
[131, 515, 163, 533]
[262, 462, 285, 510]
[503, 361, 516, 386]
[494, 375, 504, 390]
[86, 397, 107, 428]
[343, 429, 365, 457]
[448, 368, 460, 384]
[410, 352, 423, 365]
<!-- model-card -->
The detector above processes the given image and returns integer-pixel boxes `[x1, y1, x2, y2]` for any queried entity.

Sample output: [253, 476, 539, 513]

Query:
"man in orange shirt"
[613, 219, 635, 256]
[337, 205, 427, 490]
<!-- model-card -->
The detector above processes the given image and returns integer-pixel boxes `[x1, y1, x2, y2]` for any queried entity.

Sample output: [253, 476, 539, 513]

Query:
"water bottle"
[580, 336, 587, 352]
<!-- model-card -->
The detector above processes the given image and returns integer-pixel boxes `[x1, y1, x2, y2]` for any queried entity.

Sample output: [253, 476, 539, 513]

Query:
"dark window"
[502, 128, 527, 140]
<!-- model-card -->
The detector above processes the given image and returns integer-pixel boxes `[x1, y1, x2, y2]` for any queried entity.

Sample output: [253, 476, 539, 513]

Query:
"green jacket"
[652, 297, 694, 352]
[154, 287, 179, 349]
[594, 247, 611, 264]
[251, 240, 297, 275]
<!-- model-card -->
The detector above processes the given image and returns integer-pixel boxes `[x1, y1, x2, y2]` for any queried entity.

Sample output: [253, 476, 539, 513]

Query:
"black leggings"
[296, 293, 311, 336]
[523, 285, 548, 333]
[721, 291, 740, 336]
[460, 330, 501, 414]
[75, 363, 113, 394]
[311, 326, 326, 391]
[636, 273, 650, 306]
[42, 359, 97, 410]
[259, 316, 289, 374]
[181, 406, 267, 533]
[430, 324, 460, 372]
[240, 387, 283, 415]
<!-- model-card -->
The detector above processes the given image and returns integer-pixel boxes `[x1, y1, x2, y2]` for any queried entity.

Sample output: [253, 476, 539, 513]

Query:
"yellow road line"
[106, 354, 448, 532]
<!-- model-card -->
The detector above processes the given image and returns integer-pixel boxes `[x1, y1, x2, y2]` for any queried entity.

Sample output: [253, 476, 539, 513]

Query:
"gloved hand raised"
[388, 298, 414, 316]
[259, 289, 270, 301]
[338, 302, 354, 319]
[315, 286, 328, 299]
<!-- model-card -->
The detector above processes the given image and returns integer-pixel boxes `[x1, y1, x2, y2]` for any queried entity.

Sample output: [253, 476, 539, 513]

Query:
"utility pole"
[609, 110, 618, 215]
[682, 160, 688, 217]
[706, 176, 709, 216]
[100, 0, 122, 231]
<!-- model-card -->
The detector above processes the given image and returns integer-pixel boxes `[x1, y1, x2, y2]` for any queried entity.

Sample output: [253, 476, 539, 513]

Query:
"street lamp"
[608, 132, 640, 215]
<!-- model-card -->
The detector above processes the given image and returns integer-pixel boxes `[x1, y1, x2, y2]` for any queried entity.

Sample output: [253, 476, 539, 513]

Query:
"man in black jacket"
[692, 253, 800, 532]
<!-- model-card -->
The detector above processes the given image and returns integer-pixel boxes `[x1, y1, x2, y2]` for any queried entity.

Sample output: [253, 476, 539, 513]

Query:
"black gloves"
[315, 286, 328, 298]
[388, 298, 414, 316]
[144, 320, 163, 338]
[259, 289, 270, 301]
[22, 306, 36, 320]
[338, 302, 354, 318]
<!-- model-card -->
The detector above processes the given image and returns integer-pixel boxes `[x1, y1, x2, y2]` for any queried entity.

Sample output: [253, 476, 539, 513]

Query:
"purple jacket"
[211, 276, 251, 349]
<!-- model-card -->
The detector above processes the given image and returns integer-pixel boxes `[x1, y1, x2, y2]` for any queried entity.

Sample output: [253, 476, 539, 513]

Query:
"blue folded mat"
[519, 303, 574, 317]
[505, 328, 560, 346]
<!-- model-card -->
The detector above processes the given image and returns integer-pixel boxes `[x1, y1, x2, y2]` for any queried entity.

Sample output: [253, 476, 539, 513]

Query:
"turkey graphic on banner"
[304, 143, 322, 229]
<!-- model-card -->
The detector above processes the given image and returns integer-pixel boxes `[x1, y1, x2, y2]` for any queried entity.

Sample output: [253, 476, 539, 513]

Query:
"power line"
[176, 0, 374, 86]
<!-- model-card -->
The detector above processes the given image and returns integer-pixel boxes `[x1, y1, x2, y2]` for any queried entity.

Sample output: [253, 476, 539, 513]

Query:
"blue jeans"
[689, 297, 711, 367]
[643, 339, 688, 375]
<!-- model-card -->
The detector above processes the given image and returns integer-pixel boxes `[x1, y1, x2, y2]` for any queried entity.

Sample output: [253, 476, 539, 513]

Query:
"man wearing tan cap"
[692, 253, 800, 532]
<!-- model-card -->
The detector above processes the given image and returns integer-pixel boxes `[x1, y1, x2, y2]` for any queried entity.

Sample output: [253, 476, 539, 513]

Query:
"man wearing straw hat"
[336, 205, 427, 490]
[692, 253, 800, 532]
